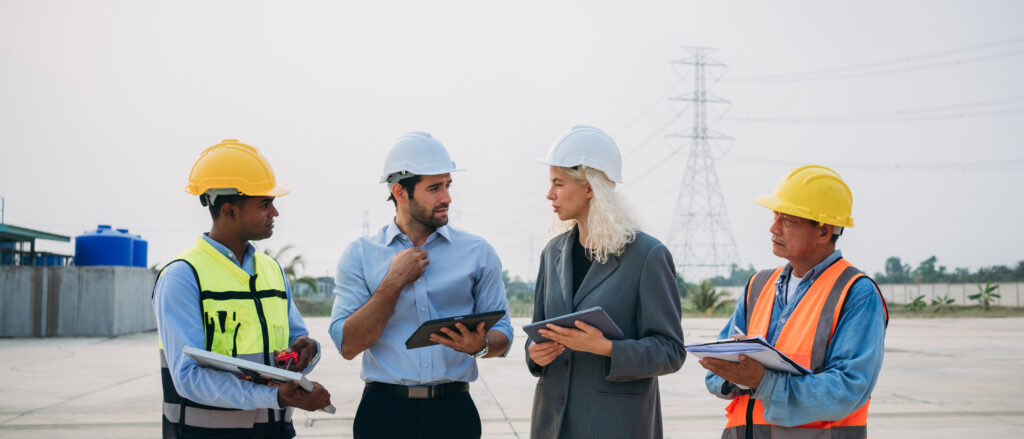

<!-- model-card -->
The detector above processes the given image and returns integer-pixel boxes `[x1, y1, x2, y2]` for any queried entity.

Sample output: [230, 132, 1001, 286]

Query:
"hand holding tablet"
[404, 310, 506, 349]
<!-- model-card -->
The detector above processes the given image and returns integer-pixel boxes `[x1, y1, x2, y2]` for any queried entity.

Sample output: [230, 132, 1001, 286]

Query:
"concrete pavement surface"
[1, 317, 1022, 438]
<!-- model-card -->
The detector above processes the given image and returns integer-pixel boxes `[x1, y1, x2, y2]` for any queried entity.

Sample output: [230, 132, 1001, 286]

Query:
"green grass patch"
[295, 296, 1024, 319]
[888, 304, 1024, 318]
[294, 297, 334, 317]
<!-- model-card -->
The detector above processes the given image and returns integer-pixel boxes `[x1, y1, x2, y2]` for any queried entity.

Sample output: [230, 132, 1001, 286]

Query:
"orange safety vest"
[723, 258, 888, 439]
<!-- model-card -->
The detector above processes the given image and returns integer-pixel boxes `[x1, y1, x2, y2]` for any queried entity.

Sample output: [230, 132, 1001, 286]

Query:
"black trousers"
[353, 386, 482, 439]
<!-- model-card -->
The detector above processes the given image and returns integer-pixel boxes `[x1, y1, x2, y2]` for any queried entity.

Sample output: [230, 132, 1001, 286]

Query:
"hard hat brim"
[754, 194, 854, 228]
[378, 168, 464, 184]
[534, 158, 624, 183]
[246, 183, 291, 198]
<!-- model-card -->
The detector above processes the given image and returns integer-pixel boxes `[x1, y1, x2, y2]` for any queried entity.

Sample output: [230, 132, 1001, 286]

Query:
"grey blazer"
[526, 228, 686, 439]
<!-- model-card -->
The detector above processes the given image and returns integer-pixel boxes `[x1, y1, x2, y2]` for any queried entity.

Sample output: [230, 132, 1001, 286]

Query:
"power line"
[725, 97, 1024, 124]
[614, 78, 687, 139]
[728, 34, 1024, 82]
[719, 156, 1024, 171]
[621, 115, 678, 160]
[726, 108, 1024, 124]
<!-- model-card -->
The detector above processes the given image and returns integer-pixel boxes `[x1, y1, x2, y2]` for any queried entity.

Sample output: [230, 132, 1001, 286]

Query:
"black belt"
[365, 381, 469, 399]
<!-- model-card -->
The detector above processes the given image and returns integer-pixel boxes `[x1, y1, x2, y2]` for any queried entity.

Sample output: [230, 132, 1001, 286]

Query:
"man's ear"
[392, 183, 407, 203]
[220, 202, 238, 220]
[820, 224, 833, 240]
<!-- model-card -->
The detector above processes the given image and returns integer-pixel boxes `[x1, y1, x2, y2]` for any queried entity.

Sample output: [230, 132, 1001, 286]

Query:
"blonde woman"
[525, 126, 686, 439]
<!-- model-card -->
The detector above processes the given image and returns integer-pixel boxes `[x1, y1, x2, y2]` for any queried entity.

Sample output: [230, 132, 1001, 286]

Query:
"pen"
[731, 324, 745, 338]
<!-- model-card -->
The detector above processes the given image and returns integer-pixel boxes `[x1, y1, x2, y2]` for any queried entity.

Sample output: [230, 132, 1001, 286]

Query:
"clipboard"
[182, 346, 336, 414]
[523, 306, 624, 343]
[684, 336, 812, 376]
[404, 310, 506, 349]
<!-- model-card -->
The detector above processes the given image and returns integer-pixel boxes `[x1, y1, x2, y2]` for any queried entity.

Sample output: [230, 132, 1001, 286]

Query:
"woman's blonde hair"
[550, 166, 641, 264]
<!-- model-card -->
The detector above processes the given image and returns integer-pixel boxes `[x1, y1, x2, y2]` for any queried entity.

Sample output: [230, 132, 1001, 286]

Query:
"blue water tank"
[34, 253, 65, 266]
[75, 225, 133, 266]
[0, 241, 14, 265]
[132, 234, 148, 268]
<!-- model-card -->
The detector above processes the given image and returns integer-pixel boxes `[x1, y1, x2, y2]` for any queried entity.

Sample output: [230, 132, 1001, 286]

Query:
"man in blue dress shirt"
[329, 132, 514, 439]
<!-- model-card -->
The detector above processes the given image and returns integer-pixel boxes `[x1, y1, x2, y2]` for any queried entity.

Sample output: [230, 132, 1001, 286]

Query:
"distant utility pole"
[665, 47, 740, 282]
[362, 210, 370, 236]
[527, 233, 535, 279]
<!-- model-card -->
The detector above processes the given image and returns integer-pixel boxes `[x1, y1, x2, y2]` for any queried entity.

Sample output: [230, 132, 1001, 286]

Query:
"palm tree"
[268, 244, 320, 296]
[688, 280, 729, 317]
[930, 295, 955, 314]
[969, 281, 1001, 311]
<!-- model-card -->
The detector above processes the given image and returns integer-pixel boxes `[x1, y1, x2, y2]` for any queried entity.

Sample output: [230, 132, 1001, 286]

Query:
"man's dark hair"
[208, 194, 250, 219]
[388, 175, 422, 206]
[809, 219, 841, 244]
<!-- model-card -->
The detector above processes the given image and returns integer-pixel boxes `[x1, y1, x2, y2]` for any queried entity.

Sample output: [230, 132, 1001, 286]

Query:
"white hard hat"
[536, 125, 623, 183]
[379, 132, 464, 183]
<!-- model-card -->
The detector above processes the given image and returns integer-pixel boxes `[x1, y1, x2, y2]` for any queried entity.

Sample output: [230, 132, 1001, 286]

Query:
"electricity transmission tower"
[665, 47, 740, 282]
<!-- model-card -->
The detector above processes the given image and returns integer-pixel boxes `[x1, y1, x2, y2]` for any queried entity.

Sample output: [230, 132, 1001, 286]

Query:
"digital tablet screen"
[522, 306, 624, 343]
[405, 310, 506, 349]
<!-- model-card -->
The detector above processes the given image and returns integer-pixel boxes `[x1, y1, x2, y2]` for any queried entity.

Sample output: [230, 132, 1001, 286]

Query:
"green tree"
[969, 281, 1001, 311]
[268, 244, 320, 296]
[914, 255, 940, 283]
[501, 270, 535, 316]
[687, 280, 729, 317]
[930, 294, 955, 314]
[881, 256, 911, 284]
[675, 270, 689, 299]
[708, 263, 758, 287]
[906, 295, 926, 312]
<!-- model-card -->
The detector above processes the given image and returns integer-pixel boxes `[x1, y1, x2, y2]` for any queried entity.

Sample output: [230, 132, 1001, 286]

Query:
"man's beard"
[409, 197, 449, 229]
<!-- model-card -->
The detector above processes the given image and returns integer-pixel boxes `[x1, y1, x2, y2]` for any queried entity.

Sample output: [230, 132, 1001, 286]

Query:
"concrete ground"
[1, 317, 1022, 438]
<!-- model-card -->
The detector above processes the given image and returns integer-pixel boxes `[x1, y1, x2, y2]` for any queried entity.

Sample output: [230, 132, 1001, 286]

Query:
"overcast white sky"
[2, 1, 1022, 282]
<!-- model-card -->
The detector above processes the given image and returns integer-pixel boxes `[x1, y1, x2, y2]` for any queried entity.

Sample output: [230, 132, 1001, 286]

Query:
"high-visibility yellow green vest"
[158, 236, 292, 436]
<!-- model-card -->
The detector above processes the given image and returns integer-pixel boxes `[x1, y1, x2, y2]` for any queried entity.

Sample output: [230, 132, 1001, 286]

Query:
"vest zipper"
[249, 274, 271, 366]
[249, 273, 278, 429]
[746, 396, 755, 439]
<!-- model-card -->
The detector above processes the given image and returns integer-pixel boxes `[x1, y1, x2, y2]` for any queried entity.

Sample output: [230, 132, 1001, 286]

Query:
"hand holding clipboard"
[689, 335, 811, 390]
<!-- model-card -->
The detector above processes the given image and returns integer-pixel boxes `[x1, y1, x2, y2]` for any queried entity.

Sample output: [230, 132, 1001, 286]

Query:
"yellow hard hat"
[754, 165, 854, 228]
[186, 139, 291, 200]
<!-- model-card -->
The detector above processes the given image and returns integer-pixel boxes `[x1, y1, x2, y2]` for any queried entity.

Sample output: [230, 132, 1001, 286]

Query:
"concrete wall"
[0, 266, 156, 337]
[712, 282, 1024, 308]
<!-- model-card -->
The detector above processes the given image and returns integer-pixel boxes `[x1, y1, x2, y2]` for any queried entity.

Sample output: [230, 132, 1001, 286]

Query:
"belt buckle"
[408, 386, 432, 399]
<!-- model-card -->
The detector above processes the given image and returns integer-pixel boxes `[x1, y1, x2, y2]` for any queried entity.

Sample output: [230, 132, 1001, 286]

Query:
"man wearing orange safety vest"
[700, 165, 888, 439]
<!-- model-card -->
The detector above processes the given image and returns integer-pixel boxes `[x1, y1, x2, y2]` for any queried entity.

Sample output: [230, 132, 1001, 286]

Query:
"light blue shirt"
[152, 234, 319, 410]
[329, 221, 514, 385]
[705, 250, 887, 427]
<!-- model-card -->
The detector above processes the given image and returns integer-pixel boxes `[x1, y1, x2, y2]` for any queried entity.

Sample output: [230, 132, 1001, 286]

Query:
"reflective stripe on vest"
[724, 258, 883, 439]
[156, 236, 291, 433]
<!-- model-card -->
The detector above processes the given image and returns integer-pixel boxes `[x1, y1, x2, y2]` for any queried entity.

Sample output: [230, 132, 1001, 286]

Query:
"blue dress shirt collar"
[200, 233, 256, 275]
[384, 218, 453, 246]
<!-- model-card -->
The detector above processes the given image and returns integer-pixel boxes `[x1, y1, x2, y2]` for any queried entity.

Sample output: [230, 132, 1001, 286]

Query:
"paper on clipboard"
[182, 346, 336, 414]
[685, 336, 812, 377]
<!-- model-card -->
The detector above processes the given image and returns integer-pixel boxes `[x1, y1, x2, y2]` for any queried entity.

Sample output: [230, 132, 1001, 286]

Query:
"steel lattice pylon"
[665, 47, 740, 282]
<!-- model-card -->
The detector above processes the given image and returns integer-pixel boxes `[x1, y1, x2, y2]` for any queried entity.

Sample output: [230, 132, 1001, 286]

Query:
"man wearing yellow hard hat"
[153, 140, 332, 438]
[699, 165, 888, 439]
